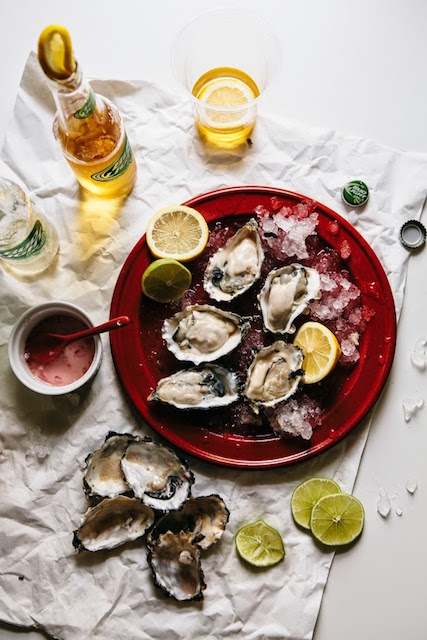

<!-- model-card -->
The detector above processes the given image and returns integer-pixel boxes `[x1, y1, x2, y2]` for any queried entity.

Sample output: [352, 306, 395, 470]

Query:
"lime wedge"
[235, 520, 285, 567]
[291, 477, 342, 530]
[141, 258, 192, 303]
[310, 493, 365, 546]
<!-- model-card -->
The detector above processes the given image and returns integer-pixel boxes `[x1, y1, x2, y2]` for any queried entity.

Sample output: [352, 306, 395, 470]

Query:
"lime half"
[291, 477, 342, 530]
[310, 493, 365, 546]
[141, 258, 192, 303]
[235, 520, 285, 568]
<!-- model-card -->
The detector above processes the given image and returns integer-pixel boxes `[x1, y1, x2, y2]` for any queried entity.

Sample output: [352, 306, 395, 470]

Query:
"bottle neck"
[47, 62, 97, 127]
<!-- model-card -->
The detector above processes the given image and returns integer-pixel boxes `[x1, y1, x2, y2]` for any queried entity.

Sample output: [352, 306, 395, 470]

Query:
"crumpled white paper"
[1, 52, 427, 640]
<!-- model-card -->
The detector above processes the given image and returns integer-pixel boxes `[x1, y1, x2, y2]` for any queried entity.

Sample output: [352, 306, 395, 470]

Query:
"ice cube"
[377, 493, 391, 518]
[410, 337, 427, 370]
[402, 397, 424, 422]
[395, 506, 403, 516]
[406, 480, 418, 494]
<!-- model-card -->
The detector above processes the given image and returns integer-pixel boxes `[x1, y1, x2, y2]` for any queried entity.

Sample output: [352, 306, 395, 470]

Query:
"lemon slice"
[291, 478, 342, 530]
[235, 520, 285, 568]
[310, 493, 365, 546]
[146, 205, 209, 262]
[141, 258, 192, 303]
[38, 24, 76, 80]
[294, 321, 341, 384]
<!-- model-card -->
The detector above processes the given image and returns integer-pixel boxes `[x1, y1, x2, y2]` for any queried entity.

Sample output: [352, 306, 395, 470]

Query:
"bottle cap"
[399, 220, 426, 250]
[342, 180, 369, 207]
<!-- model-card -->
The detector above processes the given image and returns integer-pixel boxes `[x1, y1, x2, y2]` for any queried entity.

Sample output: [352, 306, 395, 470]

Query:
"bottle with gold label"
[38, 25, 136, 198]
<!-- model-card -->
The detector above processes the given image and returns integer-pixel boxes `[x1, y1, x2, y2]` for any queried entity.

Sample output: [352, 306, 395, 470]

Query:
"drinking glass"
[171, 8, 281, 148]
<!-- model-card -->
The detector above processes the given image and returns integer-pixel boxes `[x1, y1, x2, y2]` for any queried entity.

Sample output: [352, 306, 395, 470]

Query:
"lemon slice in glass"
[38, 24, 76, 80]
[146, 205, 209, 262]
[291, 478, 342, 530]
[294, 321, 341, 384]
[310, 493, 365, 546]
[235, 520, 285, 567]
[141, 258, 192, 303]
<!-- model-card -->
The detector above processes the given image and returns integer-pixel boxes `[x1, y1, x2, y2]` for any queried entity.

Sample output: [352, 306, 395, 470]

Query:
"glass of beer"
[171, 8, 281, 149]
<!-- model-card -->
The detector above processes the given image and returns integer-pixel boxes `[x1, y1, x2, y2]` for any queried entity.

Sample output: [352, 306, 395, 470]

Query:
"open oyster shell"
[204, 218, 264, 302]
[147, 364, 240, 409]
[72, 496, 155, 553]
[258, 264, 321, 334]
[162, 304, 250, 365]
[148, 495, 230, 551]
[121, 438, 194, 512]
[244, 341, 305, 411]
[147, 530, 206, 601]
[83, 432, 134, 499]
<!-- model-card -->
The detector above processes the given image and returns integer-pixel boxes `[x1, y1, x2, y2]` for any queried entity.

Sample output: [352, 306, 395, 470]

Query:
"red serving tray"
[110, 186, 396, 468]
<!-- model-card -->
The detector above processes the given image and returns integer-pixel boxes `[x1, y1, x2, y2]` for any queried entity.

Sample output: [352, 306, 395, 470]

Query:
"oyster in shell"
[204, 218, 264, 302]
[72, 496, 154, 553]
[121, 437, 194, 512]
[162, 304, 250, 364]
[244, 341, 304, 411]
[147, 530, 206, 601]
[148, 495, 229, 551]
[147, 364, 240, 409]
[83, 432, 134, 499]
[258, 264, 321, 334]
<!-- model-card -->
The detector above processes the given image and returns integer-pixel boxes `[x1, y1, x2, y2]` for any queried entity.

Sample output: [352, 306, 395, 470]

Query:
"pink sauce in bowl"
[24, 315, 95, 387]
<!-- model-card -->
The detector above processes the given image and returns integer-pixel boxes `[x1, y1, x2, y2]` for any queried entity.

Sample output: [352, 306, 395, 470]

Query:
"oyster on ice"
[121, 437, 194, 512]
[147, 364, 240, 409]
[73, 496, 155, 553]
[148, 495, 230, 551]
[258, 264, 321, 334]
[147, 530, 206, 601]
[244, 341, 304, 411]
[204, 218, 264, 302]
[162, 304, 250, 364]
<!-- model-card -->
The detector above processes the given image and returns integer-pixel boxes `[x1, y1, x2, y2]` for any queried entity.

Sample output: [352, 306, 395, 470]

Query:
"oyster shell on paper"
[147, 364, 240, 409]
[204, 218, 264, 302]
[148, 495, 230, 551]
[162, 304, 250, 365]
[258, 264, 321, 334]
[147, 530, 206, 601]
[83, 432, 134, 499]
[244, 341, 304, 411]
[121, 437, 194, 512]
[72, 496, 155, 553]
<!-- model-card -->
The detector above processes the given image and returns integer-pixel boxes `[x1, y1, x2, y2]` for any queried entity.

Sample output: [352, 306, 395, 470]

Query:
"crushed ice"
[265, 394, 322, 440]
[410, 337, 427, 370]
[395, 506, 403, 516]
[256, 202, 318, 260]
[406, 480, 418, 494]
[402, 397, 424, 422]
[377, 490, 391, 518]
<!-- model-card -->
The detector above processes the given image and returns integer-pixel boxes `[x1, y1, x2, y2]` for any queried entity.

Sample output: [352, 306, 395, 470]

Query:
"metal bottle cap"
[342, 180, 369, 207]
[399, 220, 426, 250]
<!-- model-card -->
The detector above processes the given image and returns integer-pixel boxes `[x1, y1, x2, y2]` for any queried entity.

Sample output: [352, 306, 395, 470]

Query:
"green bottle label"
[91, 134, 133, 182]
[0, 220, 46, 260]
[74, 88, 96, 119]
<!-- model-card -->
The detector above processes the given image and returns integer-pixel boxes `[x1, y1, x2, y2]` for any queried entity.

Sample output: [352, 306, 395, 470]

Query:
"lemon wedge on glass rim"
[146, 205, 209, 262]
[294, 321, 341, 384]
[38, 24, 76, 80]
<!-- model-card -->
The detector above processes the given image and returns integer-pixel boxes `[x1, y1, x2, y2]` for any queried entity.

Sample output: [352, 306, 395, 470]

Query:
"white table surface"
[1, 1, 426, 639]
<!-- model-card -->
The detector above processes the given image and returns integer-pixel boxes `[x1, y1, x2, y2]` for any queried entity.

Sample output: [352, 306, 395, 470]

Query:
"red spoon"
[26, 315, 131, 364]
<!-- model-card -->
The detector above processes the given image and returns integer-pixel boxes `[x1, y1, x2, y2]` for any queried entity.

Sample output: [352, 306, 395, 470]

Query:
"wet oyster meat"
[83, 432, 134, 499]
[162, 304, 250, 364]
[244, 341, 305, 411]
[121, 438, 194, 512]
[147, 530, 206, 601]
[258, 264, 321, 335]
[204, 218, 264, 301]
[73, 496, 155, 553]
[147, 364, 240, 409]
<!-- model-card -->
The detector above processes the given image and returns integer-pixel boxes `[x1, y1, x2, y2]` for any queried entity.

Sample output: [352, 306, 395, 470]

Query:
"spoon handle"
[65, 316, 131, 341]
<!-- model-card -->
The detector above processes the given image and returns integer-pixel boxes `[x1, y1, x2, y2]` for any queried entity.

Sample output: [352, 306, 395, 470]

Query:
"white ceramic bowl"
[8, 301, 103, 395]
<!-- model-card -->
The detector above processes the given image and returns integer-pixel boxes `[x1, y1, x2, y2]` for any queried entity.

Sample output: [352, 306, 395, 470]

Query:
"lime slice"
[38, 24, 76, 80]
[146, 205, 209, 262]
[235, 520, 285, 567]
[310, 493, 365, 546]
[141, 258, 192, 303]
[291, 477, 342, 530]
